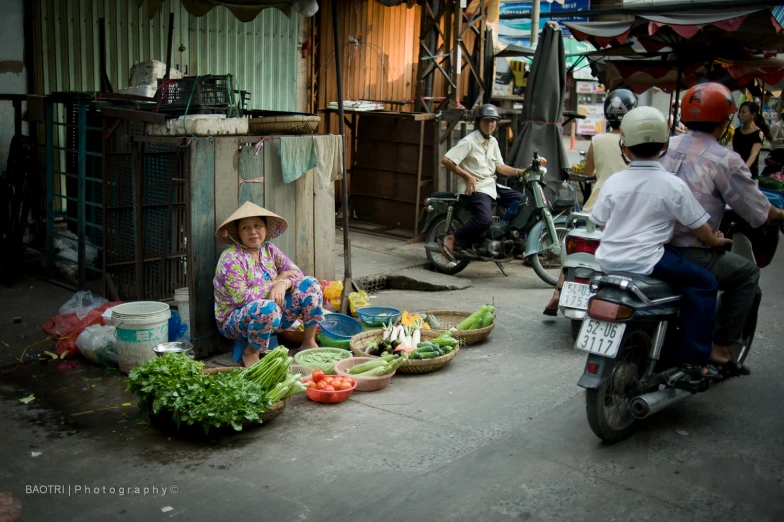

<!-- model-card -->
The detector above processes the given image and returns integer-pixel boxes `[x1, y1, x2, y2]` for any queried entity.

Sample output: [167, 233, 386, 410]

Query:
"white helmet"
[620, 106, 669, 147]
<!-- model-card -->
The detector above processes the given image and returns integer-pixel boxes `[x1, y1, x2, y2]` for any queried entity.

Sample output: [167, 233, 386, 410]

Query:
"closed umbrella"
[507, 21, 569, 189]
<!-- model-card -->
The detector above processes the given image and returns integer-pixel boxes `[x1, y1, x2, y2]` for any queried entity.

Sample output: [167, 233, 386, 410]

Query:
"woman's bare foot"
[242, 346, 260, 368]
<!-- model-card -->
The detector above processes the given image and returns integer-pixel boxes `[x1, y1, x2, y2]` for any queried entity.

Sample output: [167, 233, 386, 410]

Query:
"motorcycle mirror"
[540, 157, 548, 167]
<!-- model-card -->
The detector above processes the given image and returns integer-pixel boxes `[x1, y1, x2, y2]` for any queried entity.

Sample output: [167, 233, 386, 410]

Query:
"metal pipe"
[530, 0, 541, 46]
[630, 387, 692, 419]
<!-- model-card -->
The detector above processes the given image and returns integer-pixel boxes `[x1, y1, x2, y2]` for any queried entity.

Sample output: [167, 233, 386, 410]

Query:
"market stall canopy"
[507, 22, 569, 185]
[139, 0, 318, 21]
[564, 8, 784, 55]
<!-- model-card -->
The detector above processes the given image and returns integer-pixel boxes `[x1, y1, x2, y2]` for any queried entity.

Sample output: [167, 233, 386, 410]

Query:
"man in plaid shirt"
[660, 83, 784, 371]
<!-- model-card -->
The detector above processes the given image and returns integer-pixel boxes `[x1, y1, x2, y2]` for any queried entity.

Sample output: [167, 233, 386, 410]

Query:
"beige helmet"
[215, 201, 288, 246]
[619, 106, 669, 147]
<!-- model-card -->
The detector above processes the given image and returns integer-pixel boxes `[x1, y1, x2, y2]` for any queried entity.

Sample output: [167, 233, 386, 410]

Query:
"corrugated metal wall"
[32, 0, 299, 111]
[317, 0, 421, 112]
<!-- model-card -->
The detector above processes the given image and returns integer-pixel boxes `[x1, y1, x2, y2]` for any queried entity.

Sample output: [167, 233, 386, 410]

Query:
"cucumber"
[456, 305, 489, 330]
[425, 314, 441, 329]
[348, 359, 388, 375]
[478, 311, 495, 328]
[419, 351, 439, 359]
[358, 365, 391, 377]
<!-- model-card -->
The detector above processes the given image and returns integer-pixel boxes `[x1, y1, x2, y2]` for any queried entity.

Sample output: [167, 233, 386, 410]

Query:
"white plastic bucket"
[173, 287, 190, 335]
[113, 301, 171, 374]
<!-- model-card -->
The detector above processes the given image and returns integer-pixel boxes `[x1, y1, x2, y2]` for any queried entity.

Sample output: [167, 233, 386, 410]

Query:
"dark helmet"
[603, 89, 638, 123]
[475, 104, 501, 122]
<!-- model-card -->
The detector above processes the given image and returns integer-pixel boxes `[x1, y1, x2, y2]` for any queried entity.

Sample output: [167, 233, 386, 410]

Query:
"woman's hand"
[270, 281, 288, 307]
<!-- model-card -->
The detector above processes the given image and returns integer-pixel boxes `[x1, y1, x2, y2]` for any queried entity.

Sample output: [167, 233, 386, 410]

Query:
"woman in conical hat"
[213, 201, 324, 367]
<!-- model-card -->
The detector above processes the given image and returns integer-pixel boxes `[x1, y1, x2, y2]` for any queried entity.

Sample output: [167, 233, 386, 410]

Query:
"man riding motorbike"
[441, 104, 525, 260]
[659, 82, 784, 372]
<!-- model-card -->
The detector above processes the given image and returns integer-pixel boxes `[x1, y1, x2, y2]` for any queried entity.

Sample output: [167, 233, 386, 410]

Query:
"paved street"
[1, 239, 783, 522]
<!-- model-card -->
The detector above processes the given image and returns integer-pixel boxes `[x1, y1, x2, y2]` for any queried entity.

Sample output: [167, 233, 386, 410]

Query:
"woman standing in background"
[732, 101, 771, 179]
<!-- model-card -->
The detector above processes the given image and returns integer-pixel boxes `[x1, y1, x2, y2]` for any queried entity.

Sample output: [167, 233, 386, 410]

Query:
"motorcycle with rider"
[421, 104, 574, 285]
[572, 83, 784, 442]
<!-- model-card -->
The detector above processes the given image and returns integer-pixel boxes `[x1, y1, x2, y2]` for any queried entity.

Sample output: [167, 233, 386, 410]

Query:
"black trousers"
[453, 187, 523, 249]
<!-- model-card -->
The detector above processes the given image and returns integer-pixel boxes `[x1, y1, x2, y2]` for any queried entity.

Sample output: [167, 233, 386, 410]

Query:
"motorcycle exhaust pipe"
[630, 388, 693, 419]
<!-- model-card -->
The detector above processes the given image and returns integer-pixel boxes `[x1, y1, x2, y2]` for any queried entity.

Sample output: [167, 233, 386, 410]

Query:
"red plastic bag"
[43, 313, 81, 337]
[45, 301, 123, 358]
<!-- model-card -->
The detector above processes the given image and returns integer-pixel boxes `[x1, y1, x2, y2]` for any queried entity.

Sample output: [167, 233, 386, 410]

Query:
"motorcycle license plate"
[559, 282, 591, 310]
[574, 319, 625, 358]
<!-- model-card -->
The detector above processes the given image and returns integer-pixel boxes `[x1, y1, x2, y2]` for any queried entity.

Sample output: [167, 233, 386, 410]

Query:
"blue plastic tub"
[356, 307, 402, 327]
[320, 313, 364, 341]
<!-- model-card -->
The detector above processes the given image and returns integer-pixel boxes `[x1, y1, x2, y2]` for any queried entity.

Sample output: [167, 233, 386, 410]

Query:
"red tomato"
[324, 376, 334, 385]
[323, 385, 336, 392]
[312, 370, 325, 383]
[339, 381, 353, 391]
[306, 381, 317, 389]
[316, 381, 328, 390]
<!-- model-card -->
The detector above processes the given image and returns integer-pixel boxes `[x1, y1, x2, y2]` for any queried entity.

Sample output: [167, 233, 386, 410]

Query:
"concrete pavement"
[2, 237, 784, 521]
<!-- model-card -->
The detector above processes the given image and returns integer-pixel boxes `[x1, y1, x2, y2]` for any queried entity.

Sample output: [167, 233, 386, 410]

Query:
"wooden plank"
[131, 141, 144, 300]
[354, 141, 435, 175]
[101, 107, 166, 124]
[214, 138, 239, 257]
[188, 139, 217, 358]
[294, 169, 315, 276]
[313, 170, 336, 282]
[263, 139, 297, 259]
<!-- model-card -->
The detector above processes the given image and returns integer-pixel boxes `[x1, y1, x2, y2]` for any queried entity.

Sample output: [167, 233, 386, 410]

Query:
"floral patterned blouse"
[213, 243, 304, 324]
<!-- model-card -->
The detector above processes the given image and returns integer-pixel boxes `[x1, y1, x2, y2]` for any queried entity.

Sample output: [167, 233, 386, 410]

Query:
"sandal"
[680, 363, 723, 382]
[437, 238, 455, 261]
[715, 360, 751, 377]
[542, 287, 562, 316]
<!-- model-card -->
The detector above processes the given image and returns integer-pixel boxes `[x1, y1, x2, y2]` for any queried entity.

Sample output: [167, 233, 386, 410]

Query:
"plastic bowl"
[302, 376, 356, 404]
[319, 313, 364, 341]
[356, 307, 402, 327]
[334, 357, 394, 392]
[293, 347, 352, 375]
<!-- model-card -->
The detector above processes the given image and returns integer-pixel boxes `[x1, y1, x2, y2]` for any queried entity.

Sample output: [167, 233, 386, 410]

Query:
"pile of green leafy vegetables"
[127, 353, 271, 433]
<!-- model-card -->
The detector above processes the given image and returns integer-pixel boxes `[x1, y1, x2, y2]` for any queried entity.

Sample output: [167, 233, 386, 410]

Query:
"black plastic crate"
[156, 75, 237, 114]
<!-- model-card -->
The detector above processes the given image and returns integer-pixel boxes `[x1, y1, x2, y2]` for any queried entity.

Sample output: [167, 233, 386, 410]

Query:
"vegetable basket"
[356, 307, 402, 327]
[294, 347, 352, 375]
[152, 366, 292, 426]
[334, 357, 394, 391]
[417, 310, 495, 345]
[349, 329, 459, 374]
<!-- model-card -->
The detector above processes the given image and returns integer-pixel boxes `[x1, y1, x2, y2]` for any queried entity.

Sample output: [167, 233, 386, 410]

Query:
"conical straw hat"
[215, 201, 288, 245]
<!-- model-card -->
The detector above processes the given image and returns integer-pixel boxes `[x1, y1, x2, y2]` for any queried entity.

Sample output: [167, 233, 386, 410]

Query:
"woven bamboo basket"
[248, 115, 320, 135]
[418, 310, 495, 346]
[349, 329, 459, 374]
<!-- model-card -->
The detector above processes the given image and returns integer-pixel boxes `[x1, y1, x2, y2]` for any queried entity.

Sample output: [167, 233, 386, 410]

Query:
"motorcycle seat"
[597, 272, 678, 302]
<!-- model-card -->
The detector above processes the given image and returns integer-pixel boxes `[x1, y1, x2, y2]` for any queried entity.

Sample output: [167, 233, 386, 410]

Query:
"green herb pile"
[127, 353, 271, 433]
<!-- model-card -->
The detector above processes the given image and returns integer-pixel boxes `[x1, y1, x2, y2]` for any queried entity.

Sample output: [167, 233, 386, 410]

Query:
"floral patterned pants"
[219, 276, 324, 355]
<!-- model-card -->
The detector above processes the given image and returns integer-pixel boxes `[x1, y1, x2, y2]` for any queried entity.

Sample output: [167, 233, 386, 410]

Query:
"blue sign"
[499, 0, 591, 37]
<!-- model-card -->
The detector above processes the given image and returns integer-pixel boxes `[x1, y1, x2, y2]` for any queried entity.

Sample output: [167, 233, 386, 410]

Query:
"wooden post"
[414, 119, 426, 237]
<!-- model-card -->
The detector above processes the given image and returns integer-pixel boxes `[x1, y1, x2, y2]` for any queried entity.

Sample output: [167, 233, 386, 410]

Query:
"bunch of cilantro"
[127, 354, 271, 433]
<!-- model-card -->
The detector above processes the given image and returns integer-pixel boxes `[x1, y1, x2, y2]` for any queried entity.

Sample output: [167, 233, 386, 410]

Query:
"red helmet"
[680, 83, 737, 123]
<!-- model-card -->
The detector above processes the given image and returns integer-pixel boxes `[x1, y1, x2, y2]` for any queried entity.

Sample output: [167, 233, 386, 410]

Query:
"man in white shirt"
[441, 104, 526, 259]
[590, 107, 731, 378]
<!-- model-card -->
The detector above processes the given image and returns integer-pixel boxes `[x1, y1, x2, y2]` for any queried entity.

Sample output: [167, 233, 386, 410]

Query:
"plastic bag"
[76, 325, 118, 366]
[168, 310, 189, 342]
[348, 290, 370, 317]
[59, 291, 109, 320]
[50, 301, 123, 357]
[323, 280, 344, 311]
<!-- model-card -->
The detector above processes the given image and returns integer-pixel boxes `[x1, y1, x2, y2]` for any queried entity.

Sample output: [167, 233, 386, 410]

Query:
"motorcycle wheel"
[528, 226, 567, 287]
[585, 329, 650, 443]
[425, 215, 470, 276]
